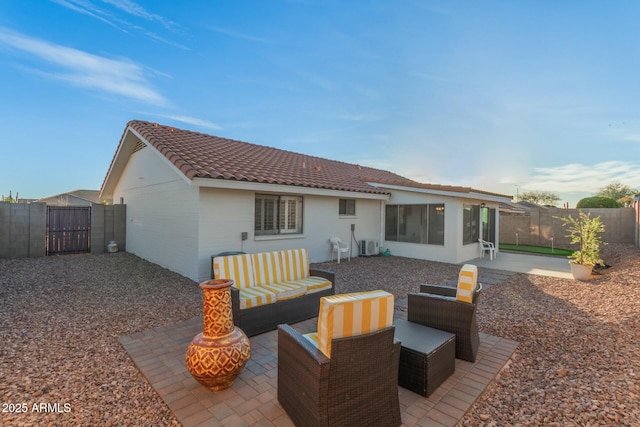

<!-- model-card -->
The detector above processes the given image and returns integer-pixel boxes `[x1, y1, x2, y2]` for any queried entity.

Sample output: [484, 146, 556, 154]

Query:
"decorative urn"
[185, 279, 251, 391]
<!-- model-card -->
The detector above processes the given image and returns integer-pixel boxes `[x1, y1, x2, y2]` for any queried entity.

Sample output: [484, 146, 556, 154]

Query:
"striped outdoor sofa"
[212, 249, 335, 336]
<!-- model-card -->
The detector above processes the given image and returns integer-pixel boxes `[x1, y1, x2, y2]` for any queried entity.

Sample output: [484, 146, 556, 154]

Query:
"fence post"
[113, 204, 126, 252]
[29, 202, 46, 257]
[0, 202, 10, 258]
[91, 204, 105, 254]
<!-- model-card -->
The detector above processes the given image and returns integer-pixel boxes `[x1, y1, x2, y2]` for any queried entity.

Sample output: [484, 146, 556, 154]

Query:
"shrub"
[555, 211, 605, 266]
[576, 196, 621, 208]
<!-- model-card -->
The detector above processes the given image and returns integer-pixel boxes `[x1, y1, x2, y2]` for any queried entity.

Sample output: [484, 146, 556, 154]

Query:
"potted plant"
[556, 211, 605, 280]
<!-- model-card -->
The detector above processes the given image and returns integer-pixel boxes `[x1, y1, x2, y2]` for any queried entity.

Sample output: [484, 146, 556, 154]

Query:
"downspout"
[635, 196, 640, 247]
[494, 205, 500, 256]
[379, 200, 385, 250]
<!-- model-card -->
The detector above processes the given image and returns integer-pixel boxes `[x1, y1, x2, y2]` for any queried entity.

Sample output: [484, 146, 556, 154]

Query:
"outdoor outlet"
[351, 224, 355, 231]
[241, 232, 248, 241]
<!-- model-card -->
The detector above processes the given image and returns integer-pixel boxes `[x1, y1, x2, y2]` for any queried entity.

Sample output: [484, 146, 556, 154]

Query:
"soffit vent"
[132, 139, 146, 153]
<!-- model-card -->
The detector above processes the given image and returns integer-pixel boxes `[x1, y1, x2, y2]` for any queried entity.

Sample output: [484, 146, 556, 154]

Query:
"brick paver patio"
[119, 303, 518, 427]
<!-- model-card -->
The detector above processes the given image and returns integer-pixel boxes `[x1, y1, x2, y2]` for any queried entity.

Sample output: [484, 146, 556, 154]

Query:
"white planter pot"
[570, 263, 593, 281]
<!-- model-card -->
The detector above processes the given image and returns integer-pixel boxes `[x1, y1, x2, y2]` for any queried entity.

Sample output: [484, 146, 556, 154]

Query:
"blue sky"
[2, 1, 640, 206]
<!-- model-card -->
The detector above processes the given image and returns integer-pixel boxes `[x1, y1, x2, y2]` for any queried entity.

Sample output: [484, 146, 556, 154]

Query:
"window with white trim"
[255, 194, 303, 235]
[339, 199, 356, 216]
[462, 204, 480, 245]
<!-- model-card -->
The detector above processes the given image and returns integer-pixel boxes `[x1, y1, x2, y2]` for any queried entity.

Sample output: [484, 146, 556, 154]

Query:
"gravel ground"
[1, 244, 639, 426]
[0, 253, 202, 426]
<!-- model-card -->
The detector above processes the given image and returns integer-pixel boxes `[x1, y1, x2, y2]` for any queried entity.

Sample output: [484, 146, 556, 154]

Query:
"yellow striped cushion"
[279, 249, 310, 281]
[456, 264, 478, 303]
[213, 254, 255, 289]
[251, 251, 283, 286]
[237, 286, 276, 309]
[315, 290, 394, 358]
[261, 281, 307, 300]
[282, 276, 332, 294]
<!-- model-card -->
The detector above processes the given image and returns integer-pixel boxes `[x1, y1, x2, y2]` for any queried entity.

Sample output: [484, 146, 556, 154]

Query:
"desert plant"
[1, 190, 19, 203]
[555, 211, 605, 266]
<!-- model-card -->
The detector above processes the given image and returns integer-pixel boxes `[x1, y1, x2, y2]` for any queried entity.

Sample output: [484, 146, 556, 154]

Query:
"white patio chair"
[329, 237, 350, 264]
[478, 238, 496, 260]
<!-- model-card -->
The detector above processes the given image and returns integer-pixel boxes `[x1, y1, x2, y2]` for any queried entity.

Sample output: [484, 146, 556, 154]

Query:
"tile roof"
[123, 120, 421, 195]
[102, 120, 511, 200]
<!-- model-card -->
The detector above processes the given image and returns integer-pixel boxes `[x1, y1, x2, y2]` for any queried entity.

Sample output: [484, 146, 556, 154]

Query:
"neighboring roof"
[100, 120, 512, 201]
[499, 201, 528, 214]
[37, 189, 103, 204]
[516, 200, 547, 210]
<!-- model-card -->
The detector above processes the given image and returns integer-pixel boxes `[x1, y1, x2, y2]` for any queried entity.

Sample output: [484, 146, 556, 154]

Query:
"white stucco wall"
[196, 187, 383, 281]
[113, 146, 200, 280]
[381, 190, 500, 264]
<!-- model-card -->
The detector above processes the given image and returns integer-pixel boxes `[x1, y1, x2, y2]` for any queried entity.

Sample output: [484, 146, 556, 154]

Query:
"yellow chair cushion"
[283, 276, 332, 294]
[261, 281, 307, 300]
[251, 251, 284, 286]
[213, 254, 255, 289]
[456, 264, 478, 303]
[237, 286, 276, 309]
[279, 249, 310, 281]
[313, 290, 394, 357]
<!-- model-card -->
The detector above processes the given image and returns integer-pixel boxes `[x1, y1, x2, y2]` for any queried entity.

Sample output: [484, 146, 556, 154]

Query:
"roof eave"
[366, 181, 513, 203]
[192, 177, 390, 200]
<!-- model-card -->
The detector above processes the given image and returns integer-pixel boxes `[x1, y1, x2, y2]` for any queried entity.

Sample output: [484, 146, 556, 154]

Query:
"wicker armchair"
[277, 324, 401, 427]
[407, 281, 482, 363]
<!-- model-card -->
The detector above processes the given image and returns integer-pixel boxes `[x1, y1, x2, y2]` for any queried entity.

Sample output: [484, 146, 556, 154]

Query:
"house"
[36, 189, 109, 206]
[99, 120, 512, 282]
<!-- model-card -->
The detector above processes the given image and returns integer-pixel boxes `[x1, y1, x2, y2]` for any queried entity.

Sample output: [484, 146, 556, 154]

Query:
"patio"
[119, 306, 518, 427]
[116, 258, 521, 427]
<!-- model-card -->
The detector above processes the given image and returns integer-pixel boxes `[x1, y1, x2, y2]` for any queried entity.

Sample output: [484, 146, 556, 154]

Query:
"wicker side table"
[394, 319, 456, 397]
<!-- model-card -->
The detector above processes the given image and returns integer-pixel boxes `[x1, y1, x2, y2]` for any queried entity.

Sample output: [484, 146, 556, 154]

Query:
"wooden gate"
[46, 206, 91, 255]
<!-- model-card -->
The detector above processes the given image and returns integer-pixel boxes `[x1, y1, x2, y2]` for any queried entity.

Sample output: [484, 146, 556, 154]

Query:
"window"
[384, 204, 445, 245]
[339, 199, 356, 216]
[463, 204, 480, 245]
[481, 207, 496, 244]
[255, 194, 303, 235]
[428, 204, 445, 245]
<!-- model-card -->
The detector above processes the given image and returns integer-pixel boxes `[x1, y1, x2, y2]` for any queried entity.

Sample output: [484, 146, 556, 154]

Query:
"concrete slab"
[466, 251, 573, 279]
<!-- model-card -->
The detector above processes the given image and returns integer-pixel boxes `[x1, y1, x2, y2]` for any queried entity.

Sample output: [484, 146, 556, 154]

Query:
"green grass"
[499, 244, 574, 257]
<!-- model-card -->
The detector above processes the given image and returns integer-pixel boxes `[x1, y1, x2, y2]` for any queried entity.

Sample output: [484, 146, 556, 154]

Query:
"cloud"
[622, 133, 640, 143]
[526, 161, 640, 193]
[160, 115, 222, 131]
[50, 0, 124, 31]
[100, 0, 179, 31]
[51, 0, 188, 49]
[0, 26, 168, 105]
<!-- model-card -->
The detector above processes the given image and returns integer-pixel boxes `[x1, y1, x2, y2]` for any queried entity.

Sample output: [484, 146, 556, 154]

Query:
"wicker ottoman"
[394, 319, 456, 397]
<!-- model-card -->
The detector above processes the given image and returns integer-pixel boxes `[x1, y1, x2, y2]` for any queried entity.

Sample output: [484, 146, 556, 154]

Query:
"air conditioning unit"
[360, 239, 379, 256]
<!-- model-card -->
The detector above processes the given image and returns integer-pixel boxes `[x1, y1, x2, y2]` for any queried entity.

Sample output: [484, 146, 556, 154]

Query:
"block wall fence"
[499, 207, 636, 249]
[3, 202, 638, 258]
[0, 202, 126, 258]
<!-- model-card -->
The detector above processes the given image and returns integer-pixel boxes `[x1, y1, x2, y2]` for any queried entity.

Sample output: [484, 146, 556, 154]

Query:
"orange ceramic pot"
[185, 279, 251, 391]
